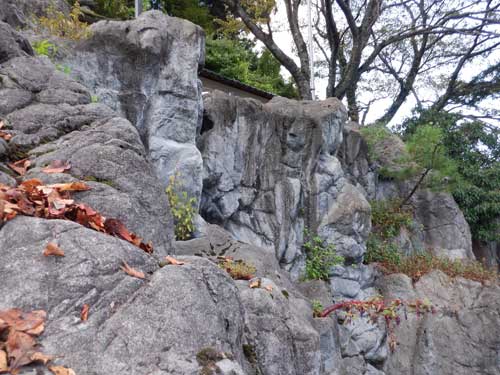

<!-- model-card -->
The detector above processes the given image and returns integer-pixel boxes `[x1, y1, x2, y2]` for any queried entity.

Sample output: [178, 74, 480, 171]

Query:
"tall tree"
[223, 0, 500, 124]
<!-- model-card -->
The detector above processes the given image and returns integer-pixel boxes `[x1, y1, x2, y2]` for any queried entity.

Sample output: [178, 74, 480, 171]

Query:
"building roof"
[199, 68, 275, 100]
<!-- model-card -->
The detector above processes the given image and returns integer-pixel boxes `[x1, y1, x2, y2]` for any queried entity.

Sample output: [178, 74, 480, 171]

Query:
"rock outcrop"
[60, 11, 206, 203]
[200, 91, 371, 276]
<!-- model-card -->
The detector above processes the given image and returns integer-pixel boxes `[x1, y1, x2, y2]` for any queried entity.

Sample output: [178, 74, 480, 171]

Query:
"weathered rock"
[200, 91, 370, 276]
[59, 11, 206, 203]
[0, 53, 173, 256]
[0, 21, 34, 64]
[0, 0, 69, 28]
[379, 271, 500, 375]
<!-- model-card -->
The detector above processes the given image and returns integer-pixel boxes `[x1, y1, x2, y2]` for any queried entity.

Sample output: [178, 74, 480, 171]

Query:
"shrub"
[303, 230, 344, 281]
[377, 252, 498, 283]
[32, 39, 58, 58]
[36, 1, 91, 40]
[370, 199, 413, 240]
[218, 258, 256, 280]
[311, 300, 324, 318]
[165, 173, 197, 240]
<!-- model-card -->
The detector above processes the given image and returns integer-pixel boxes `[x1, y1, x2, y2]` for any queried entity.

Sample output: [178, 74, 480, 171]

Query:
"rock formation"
[0, 6, 498, 375]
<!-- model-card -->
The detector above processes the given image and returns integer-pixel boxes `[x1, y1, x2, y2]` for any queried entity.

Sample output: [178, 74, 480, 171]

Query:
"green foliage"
[303, 230, 344, 281]
[370, 199, 413, 240]
[55, 64, 71, 74]
[36, 1, 91, 40]
[165, 0, 215, 32]
[205, 38, 298, 98]
[94, 0, 133, 19]
[165, 173, 196, 240]
[400, 110, 500, 241]
[91, 95, 100, 103]
[32, 40, 58, 58]
[311, 300, 324, 318]
[359, 124, 393, 161]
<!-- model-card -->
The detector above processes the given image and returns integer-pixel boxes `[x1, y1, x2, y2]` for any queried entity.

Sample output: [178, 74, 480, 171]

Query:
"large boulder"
[200, 91, 371, 276]
[378, 271, 500, 375]
[0, 55, 173, 256]
[59, 10, 206, 204]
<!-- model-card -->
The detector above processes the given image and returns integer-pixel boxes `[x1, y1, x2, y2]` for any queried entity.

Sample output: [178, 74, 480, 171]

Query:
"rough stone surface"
[0, 0, 69, 28]
[0, 21, 34, 64]
[0, 54, 173, 257]
[379, 271, 500, 375]
[200, 91, 370, 276]
[60, 11, 206, 203]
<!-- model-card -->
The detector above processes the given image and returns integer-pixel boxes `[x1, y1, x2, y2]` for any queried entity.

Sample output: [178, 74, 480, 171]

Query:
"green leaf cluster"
[400, 110, 500, 242]
[303, 230, 344, 281]
[205, 38, 298, 98]
[165, 173, 197, 241]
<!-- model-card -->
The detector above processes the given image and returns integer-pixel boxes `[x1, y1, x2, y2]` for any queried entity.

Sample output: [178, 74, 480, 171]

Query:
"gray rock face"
[0, 21, 34, 64]
[0, 0, 69, 28]
[379, 271, 500, 375]
[200, 91, 371, 276]
[0, 54, 173, 256]
[60, 11, 206, 204]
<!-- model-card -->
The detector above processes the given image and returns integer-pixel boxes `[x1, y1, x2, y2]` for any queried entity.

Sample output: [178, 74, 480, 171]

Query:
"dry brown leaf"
[0, 309, 46, 336]
[80, 304, 89, 322]
[6, 330, 37, 369]
[48, 365, 76, 375]
[30, 352, 54, 365]
[0, 120, 4, 129]
[164, 256, 185, 266]
[42, 161, 71, 174]
[8, 159, 31, 176]
[120, 261, 145, 280]
[0, 350, 7, 372]
[264, 285, 273, 292]
[249, 279, 261, 289]
[47, 182, 91, 192]
[43, 243, 65, 257]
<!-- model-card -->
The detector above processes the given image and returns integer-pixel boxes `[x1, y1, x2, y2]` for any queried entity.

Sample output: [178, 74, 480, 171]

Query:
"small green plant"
[303, 229, 344, 281]
[91, 95, 100, 103]
[32, 39, 58, 58]
[311, 300, 324, 318]
[371, 199, 413, 240]
[218, 257, 256, 280]
[166, 172, 197, 240]
[55, 64, 71, 74]
[36, 1, 91, 40]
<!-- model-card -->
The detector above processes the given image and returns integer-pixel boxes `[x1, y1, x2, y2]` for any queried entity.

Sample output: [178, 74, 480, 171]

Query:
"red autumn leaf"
[29, 352, 54, 365]
[139, 241, 154, 254]
[120, 261, 145, 280]
[42, 161, 71, 174]
[7, 159, 31, 176]
[43, 243, 65, 257]
[104, 218, 134, 242]
[80, 304, 89, 321]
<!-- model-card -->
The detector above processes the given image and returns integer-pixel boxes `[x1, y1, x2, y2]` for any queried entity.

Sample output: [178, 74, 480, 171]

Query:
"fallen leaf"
[249, 279, 261, 289]
[47, 182, 90, 192]
[0, 309, 46, 335]
[48, 365, 76, 375]
[264, 285, 273, 292]
[0, 350, 7, 372]
[6, 330, 37, 369]
[0, 120, 4, 129]
[120, 261, 145, 280]
[30, 352, 54, 365]
[104, 218, 134, 242]
[43, 243, 65, 257]
[42, 161, 71, 174]
[164, 256, 185, 266]
[8, 159, 31, 176]
[80, 304, 89, 322]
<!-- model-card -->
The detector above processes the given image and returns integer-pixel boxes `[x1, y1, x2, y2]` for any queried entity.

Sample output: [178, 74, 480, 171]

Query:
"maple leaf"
[104, 218, 153, 253]
[120, 261, 145, 280]
[43, 243, 65, 257]
[48, 365, 76, 375]
[7, 159, 31, 176]
[80, 304, 89, 322]
[42, 161, 71, 174]
[164, 256, 185, 266]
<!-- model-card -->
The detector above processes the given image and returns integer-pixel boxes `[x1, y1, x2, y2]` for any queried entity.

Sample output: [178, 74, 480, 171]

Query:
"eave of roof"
[199, 68, 275, 100]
